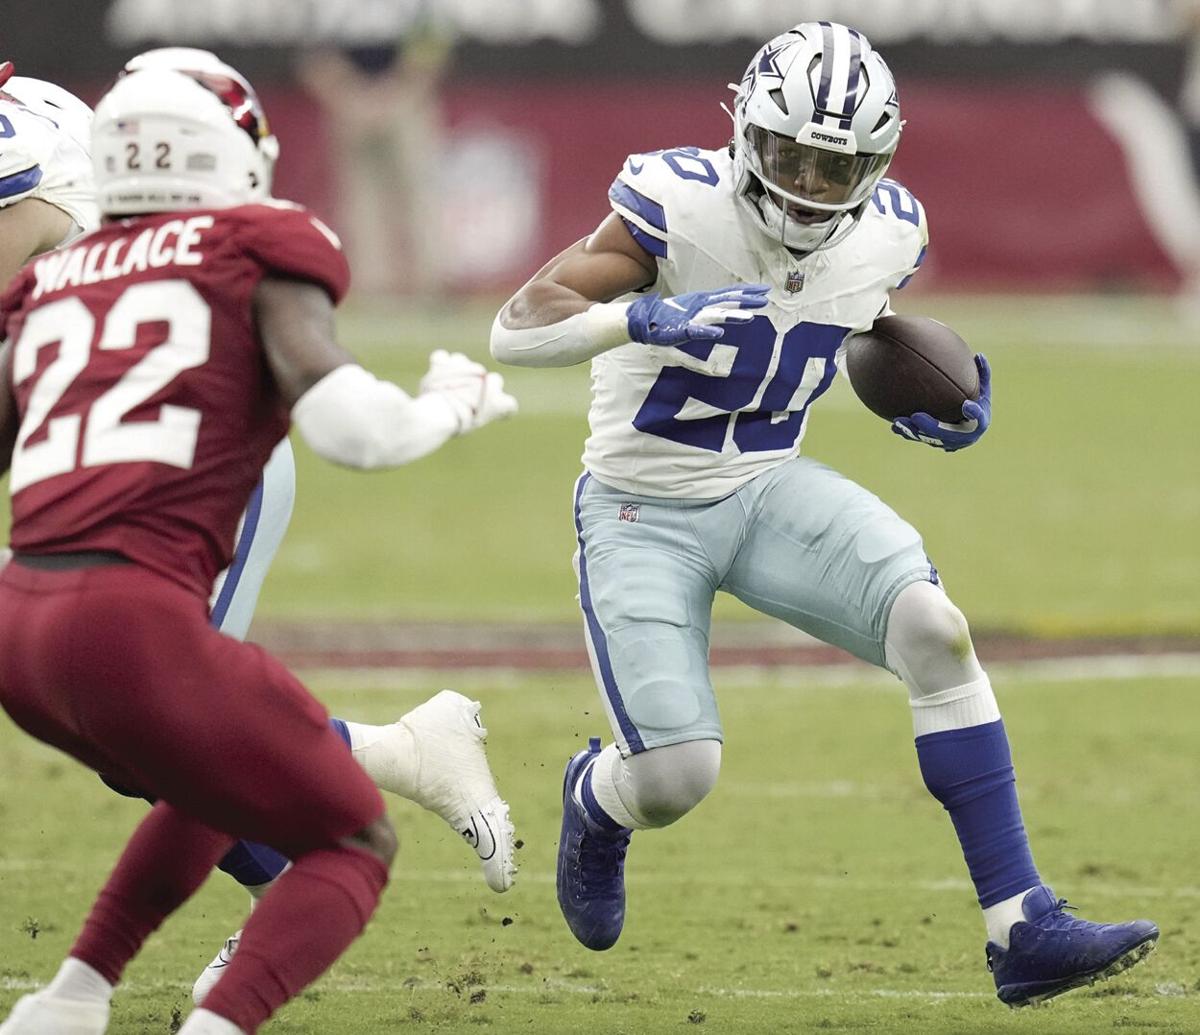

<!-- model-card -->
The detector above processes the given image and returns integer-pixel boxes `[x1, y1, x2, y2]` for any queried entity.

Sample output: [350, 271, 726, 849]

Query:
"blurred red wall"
[258, 80, 1179, 294]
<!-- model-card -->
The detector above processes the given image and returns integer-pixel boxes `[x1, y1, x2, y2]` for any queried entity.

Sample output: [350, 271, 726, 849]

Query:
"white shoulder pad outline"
[608, 146, 726, 263]
[0, 102, 55, 209]
[868, 178, 928, 290]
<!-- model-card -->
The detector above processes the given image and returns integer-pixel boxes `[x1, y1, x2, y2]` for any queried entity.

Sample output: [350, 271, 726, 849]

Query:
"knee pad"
[622, 740, 722, 827]
[604, 622, 714, 736]
[885, 581, 999, 736]
[884, 580, 982, 696]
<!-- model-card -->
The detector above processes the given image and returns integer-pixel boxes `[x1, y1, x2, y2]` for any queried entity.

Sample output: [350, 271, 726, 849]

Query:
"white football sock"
[343, 719, 419, 798]
[243, 865, 290, 912]
[43, 958, 112, 1004]
[177, 1008, 245, 1034]
[908, 676, 1001, 738]
[579, 744, 645, 830]
[983, 888, 1036, 949]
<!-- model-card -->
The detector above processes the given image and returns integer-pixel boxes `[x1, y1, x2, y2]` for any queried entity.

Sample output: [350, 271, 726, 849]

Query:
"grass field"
[0, 293, 1196, 1032]
[1, 668, 1198, 1033]
[254, 293, 1199, 637]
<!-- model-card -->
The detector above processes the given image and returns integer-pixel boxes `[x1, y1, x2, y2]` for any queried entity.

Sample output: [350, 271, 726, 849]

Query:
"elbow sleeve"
[291, 364, 459, 469]
[489, 302, 632, 368]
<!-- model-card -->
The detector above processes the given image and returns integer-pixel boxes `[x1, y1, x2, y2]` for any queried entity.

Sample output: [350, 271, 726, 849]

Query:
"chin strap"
[755, 191, 839, 255]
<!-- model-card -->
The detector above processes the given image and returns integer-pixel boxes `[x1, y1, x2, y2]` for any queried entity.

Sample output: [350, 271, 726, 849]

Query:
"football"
[844, 314, 980, 423]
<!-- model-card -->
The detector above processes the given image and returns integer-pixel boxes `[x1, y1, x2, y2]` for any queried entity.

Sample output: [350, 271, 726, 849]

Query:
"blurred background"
[10, 0, 1200, 297]
[1, 6, 1199, 1031]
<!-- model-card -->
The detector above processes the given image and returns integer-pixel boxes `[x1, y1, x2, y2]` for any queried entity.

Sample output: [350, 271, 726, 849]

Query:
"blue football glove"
[626, 284, 770, 346]
[892, 354, 991, 452]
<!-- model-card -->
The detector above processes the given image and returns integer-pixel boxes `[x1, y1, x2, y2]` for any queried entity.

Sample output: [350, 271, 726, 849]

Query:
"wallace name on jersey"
[587, 145, 927, 499]
[29, 215, 213, 299]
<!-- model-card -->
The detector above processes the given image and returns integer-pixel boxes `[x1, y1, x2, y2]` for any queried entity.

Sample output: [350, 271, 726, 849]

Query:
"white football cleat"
[177, 1008, 247, 1034]
[0, 991, 109, 1034]
[191, 930, 240, 1006]
[397, 689, 517, 892]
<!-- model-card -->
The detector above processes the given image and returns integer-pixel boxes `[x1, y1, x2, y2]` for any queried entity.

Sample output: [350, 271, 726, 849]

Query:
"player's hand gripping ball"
[844, 314, 991, 452]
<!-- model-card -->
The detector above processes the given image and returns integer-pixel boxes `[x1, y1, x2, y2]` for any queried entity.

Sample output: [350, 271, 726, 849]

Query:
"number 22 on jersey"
[10, 280, 210, 493]
[633, 315, 846, 453]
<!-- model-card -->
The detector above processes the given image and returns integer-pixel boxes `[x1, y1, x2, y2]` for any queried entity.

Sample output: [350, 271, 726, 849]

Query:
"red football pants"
[0, 561, 382, 850]
[0, 560, 388, 1031]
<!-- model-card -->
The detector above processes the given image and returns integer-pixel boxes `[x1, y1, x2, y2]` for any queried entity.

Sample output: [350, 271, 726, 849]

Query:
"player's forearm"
[490, 294, 633, 368]
[291, 363, 461, 468]
[0, 199, 76, 286]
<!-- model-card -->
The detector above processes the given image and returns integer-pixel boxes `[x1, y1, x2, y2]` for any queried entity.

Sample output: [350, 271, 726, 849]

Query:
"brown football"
[844, 314, 979, 423]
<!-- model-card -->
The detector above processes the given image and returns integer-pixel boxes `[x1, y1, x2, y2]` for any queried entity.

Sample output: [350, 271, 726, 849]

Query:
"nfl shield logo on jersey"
[785, 269, 805, 294]
[618, 503, 640, 523]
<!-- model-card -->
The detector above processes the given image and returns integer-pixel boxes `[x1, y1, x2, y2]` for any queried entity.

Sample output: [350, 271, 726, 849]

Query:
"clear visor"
[747, 124, 890, 211]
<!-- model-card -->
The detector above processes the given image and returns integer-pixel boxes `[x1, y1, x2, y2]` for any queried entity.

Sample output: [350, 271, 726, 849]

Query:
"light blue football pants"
[209, 438, 296, 640]
[572, 457, 937, 754]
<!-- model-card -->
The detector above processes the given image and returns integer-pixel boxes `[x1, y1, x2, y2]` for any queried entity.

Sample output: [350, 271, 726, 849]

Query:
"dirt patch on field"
[252, 620, 1200, 670]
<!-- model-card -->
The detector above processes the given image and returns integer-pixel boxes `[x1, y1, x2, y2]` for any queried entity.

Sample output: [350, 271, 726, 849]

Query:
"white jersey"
[0, 77, 97, 240]
[584, 146, 927, 499]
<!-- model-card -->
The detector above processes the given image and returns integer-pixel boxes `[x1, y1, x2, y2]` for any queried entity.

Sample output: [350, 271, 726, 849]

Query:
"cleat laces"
[572, 826, 630, 894]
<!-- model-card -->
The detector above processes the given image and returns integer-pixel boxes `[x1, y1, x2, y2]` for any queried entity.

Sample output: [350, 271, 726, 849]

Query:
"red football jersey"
[0, 201, 350, 599]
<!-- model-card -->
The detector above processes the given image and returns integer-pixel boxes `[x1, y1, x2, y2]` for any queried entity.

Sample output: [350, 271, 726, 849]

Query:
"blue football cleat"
[556, 737, 632, 951]
[987, 885, 1158, 1007]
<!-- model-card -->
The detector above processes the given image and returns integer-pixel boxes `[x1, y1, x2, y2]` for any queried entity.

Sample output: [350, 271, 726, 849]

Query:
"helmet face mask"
[746, 125, 892, 212]
[731, 22, 902, 256]
[93, 48, 277, 216]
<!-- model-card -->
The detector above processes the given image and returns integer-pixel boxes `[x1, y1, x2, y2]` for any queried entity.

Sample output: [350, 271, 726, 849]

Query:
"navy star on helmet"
[730, 21, 902, 255]
[738, 38, 792, 96]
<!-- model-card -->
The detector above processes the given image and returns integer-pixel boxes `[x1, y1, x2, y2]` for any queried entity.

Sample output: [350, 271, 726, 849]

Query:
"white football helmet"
[92, 48, 278, 215]
[2, 72, 94, 154]
[731, 22, 902, 255]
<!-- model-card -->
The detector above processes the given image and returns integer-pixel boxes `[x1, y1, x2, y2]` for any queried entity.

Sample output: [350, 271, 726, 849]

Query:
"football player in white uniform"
[0, 52, 516, 1011]
[492, 22, 1156, 1007]
[0, 62, 97, 278]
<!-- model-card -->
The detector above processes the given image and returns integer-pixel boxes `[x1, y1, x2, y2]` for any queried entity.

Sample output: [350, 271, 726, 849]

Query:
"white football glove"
[419, 349, 518, 434]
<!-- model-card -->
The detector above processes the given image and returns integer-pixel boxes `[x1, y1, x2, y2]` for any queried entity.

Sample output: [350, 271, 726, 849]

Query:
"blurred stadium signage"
[624, 0, 1180, 43]
[8, 0, 1189, 78]
[102, 0, 1180, 45]
[106, 0, 602, 45]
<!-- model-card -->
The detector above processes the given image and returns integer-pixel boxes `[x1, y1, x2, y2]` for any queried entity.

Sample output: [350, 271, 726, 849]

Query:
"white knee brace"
[884, 580, 1000, 736]
[591, 739, 722, 829]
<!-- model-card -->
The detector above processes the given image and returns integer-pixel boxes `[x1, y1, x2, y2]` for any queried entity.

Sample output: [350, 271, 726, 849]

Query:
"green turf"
[1, 669, 1197, 1033]
[250, 293, 1199, 637]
